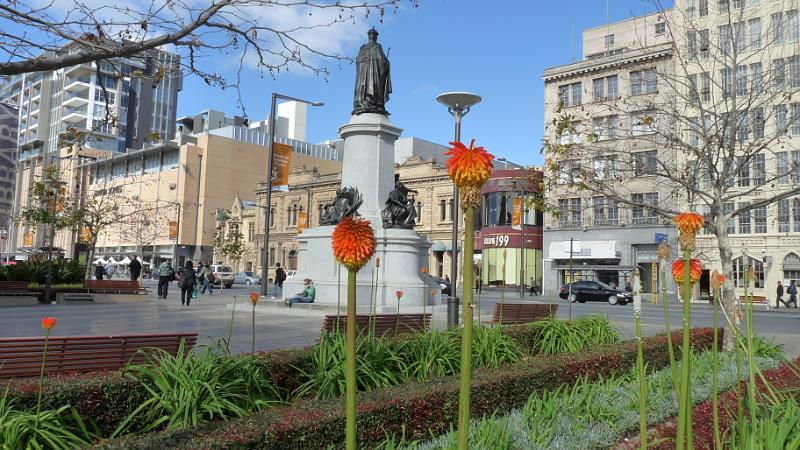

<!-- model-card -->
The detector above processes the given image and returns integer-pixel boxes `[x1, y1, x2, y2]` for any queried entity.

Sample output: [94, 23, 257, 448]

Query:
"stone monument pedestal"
[283, 226, 435, 307]
[282, 113, 438, 308]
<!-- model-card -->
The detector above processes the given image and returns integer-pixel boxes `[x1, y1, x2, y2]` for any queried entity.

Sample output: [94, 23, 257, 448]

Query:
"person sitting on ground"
[285, 278, 316, 307]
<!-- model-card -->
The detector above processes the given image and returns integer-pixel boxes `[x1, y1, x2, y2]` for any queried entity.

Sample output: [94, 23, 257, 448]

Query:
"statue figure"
[320, 187, 363, 225]
[352, 28, 392, 116]
[381, 175, 418, 229]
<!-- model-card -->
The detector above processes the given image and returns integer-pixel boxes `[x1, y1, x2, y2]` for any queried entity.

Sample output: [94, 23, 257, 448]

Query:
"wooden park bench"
[485, 302, 559, 325]
[82, 279, 143, 294]
[0, 281, 38, 306]
[0, 332, 198, 378]
[322, 313, 431, 337]
[740, 295, 769, 308]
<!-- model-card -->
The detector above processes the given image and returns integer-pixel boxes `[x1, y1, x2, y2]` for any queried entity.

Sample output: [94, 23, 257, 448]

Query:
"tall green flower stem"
[675, 249, 693, 450]
[370, 263, 379, 340]
[457, 207, 476, 450]
[36, 327, 52, 420]
[337, 264, 342, 333]
[660, 261, 677, 387]
[369, 264, 376, 338]
[345, 270, 357, 450]
[226, 294, 237, 353]
[476, 265, 482, 324]
[744, 265, 757, 410]
[712, 282, 721, 450]
[251, 300, 257, 355]
[635, 313, 646, 449]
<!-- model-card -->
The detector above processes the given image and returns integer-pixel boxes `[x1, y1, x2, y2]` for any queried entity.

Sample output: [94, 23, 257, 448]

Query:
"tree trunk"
[715, 223, 737, 351]
[84, 236, 98, 280]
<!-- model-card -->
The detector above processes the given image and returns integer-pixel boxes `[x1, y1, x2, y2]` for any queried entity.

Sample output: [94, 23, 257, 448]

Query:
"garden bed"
[95, 328, 717, 449]
[618, 356, 800, 449]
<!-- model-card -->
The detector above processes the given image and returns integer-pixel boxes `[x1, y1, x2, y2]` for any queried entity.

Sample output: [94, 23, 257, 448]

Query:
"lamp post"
[436, 92, 481, 328]
[261, 93, 323, 296]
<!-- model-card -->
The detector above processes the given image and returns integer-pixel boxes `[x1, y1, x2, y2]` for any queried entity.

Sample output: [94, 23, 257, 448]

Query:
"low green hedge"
[1, 322, 544, 437]
[97, 328, 718, 449]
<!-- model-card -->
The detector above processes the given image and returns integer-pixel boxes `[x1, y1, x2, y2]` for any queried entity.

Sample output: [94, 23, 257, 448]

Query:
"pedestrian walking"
[789, 280, 799, 308]
[529, 277, 538, 296]
[274, 263, 286, 293]
[94, 262, 106, 280]
[199, 264, 215, 295]
[777, 281, 787, 308]
[157, 260, 174, 299]
[178, 261, 197, 306]
[105, 261, 117, 279]
[129, 255, 142, 282]
[475, 277, 481, 294]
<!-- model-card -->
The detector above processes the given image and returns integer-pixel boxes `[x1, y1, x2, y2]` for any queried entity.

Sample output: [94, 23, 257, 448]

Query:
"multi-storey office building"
[1, 45, 182, 252]
[544, 2, 800, 302]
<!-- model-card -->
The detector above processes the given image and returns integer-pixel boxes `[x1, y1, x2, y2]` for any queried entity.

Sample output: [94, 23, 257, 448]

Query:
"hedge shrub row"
[97, 328, 719, 449]
[1, 323, 536, 436]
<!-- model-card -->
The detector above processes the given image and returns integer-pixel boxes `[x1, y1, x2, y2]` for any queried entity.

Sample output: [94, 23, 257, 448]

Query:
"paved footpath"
[1, 281, 798, 357]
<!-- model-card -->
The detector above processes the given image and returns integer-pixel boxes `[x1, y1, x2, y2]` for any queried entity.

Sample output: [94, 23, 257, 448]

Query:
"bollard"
[447, 296, 460, 328]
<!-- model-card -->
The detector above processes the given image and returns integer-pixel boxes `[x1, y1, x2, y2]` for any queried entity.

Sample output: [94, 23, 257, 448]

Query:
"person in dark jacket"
[94, 262, 106, 280]
[788, 280, 799, 308]
[274, 263, 286, 291]
[777, 281, 787, 308]
[129, 255, 142, 282]
[178, 261, 197, 306]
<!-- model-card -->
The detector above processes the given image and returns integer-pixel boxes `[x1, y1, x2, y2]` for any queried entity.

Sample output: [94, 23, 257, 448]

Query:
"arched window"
[733, 256, 764, 288]
[287, 207, 292, 226]
[269, 208, 275, 228]
[783, 252, 800, 281]
[288, 250, 298, 270]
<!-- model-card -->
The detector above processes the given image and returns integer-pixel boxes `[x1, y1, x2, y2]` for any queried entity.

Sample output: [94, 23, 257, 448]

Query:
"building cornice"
[543, 43, 673, 83]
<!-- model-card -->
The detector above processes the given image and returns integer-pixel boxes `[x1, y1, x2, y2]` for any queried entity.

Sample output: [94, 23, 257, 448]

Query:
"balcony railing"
[593, 217, 619, 226]
[558, 218, 583, 228]
[631, 216, 659, 225]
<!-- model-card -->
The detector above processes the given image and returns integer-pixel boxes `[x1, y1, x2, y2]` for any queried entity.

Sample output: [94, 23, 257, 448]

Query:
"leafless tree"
[1, 0, 417, 114]
[543, 1, 800, 349]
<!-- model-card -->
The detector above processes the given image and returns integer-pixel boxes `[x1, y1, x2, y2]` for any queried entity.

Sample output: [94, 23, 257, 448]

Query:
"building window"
[738, 202, 751, 233]
[749, 18, 762, 50]
[733, 256, 763, 288]
[591, 76, 619, 101]
[701, 72, 711, 101]
[593, 156, 618, 180]
[737, 156, 750, 187]
[593, 78, 604, 102]
[605, 34, 615, 46]
[687, 31, 697, 59]
[752, 153, 766, 185]
[269, 247, 275, 266]
[440, 199, 446, 222]
[774, 58, 786, 91]
[655, 22, 666, 35]
[593, 115, 618, 140]
[699, 29, 710, 58]
[248, 223, 254, 242]
[630, 111, 656, 135]
[719, 24, 732, 54]
[449, 199, 454, 221]
[630, 69, 657, 96]
[778, 152, 789, 184]
[793, 151, 800, 184]
[753, 205, 767, 233]
[269, 208, 275, 228]
[631, 192, 659, 224]
[735, 65, 748, 97]
[700, 0, 708, 16]
[719, 0, 729, 12]
[592, 196, 618, 226]
[483, 192, 513, 226]
[720, 67, 733, 98]
[790, 56, 800, 88]
[773, 12, 784, 44]
[557, 82, 582, 107]
[794, 199, 800, 232]
[789, 10, 799, 43]
[724, 202, 736, 234]
[632, 150, 658, 176]
[416, 202, 422, 222]
[779, 199, 791, 232]
[557, 198, 582, 228]
[751, 107, 765, 139]
[776, 104, 788, 134]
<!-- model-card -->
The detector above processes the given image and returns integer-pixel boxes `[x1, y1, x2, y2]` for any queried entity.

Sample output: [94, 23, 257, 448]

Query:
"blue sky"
[178, 0, 673, 166]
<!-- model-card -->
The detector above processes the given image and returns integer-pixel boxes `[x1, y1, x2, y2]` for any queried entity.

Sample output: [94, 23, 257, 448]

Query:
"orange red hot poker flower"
[674, 212, 704, 236]
[672, 259, 703, 285]
[444, 139, 494, 188]
[332, 216, 376, 272]
[41, 317, 57, 331]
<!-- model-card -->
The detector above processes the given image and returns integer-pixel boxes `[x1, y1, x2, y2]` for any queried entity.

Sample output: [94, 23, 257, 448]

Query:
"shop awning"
[431, 241, 460, 252]
[548, 240, 617, 259]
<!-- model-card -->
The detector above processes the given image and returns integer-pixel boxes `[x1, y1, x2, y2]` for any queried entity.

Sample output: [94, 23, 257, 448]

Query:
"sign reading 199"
[483, 235, 510, 247]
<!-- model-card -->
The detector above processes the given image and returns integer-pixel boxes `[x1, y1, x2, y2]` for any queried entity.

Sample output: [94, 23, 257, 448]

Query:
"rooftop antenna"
[643, 0, 648, 48]
[606, 0, 610, 51]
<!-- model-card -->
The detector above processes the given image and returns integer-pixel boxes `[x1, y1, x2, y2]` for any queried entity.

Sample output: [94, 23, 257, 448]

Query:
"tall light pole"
[436, 92, 481, 328]
[261, 93, 323, 296]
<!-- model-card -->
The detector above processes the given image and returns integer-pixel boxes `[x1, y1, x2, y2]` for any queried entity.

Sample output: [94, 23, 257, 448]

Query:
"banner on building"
[511, 197, 523, 230]
[168, 221, 179, 239]
[0, 103, 17, 229]
[297, 211, 308, 234]
[271, 142, 292, 192]
[80, 227, 92, 243]
[23, 232, 33, 247]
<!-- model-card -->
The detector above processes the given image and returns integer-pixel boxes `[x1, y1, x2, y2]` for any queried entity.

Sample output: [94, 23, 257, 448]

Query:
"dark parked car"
[432, 277, 451, 296]
[558, 280, 631, 305]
